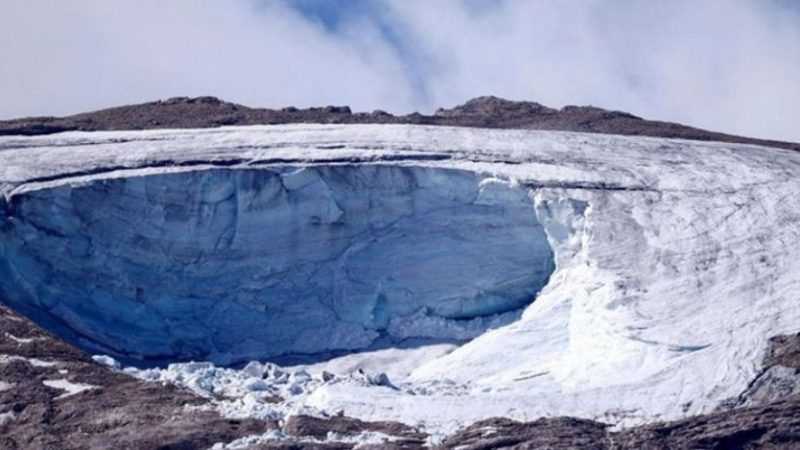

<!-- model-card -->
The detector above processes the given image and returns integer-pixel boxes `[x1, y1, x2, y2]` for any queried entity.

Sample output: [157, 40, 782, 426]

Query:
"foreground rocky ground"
[0, 306, 267, 449]
[2, 305, 799, 449]
[1, 95, 798, 152]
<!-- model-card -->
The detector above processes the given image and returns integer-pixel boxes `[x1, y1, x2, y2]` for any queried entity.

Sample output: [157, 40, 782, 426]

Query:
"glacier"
[0, 165, 553, 363]
[1, 124, 799, 438]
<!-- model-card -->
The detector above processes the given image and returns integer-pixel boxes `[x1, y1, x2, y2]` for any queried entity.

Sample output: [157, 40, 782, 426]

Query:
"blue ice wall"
[0, 165, 554, 364]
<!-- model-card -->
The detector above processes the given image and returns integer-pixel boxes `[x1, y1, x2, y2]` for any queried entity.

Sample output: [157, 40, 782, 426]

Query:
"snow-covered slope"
[1, 124, 799, 438]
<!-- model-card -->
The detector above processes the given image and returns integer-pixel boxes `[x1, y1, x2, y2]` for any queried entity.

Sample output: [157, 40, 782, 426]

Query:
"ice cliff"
[0, 165, 553, 363]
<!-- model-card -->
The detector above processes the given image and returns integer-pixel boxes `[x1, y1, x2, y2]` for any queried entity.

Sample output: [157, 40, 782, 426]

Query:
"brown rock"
[0, 306, 267, 450]
[766, 332, 800, 370]
[1, 96, 797, 152]
[436, 417, 609, 450]
[283, 414, 426, 445]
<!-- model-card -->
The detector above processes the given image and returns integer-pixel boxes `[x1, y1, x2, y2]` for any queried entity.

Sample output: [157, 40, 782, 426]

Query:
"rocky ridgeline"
[1, 96, 798, 151]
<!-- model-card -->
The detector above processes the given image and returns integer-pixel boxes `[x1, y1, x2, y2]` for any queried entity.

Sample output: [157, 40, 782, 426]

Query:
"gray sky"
[2, 0, 799, 141]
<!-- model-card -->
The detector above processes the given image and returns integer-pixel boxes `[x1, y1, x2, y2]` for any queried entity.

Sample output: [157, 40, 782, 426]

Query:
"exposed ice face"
[0, 165, 554, 364]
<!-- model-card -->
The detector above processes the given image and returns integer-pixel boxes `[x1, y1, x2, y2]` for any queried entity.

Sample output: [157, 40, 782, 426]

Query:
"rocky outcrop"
[436, 398, 800, 449]
[0, 306, 267, 450]
[766, 332, 800, 370]
[282, 414, 424, 441]
[282, 415, 427, 448]
[436, 417, 609, 450]
[1, 96, 797, 151]
[730, 332, 800, 409]
[615, 397, 800, 449]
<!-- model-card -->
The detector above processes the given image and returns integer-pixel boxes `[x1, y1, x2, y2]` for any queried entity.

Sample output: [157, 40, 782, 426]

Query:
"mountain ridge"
[2, 95, 798, 152]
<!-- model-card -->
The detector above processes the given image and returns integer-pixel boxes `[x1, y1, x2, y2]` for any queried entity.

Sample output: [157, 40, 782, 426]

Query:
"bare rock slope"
[0, 306, 266, 450]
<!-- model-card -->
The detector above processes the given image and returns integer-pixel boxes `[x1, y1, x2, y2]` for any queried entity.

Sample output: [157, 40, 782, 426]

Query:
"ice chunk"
[92, 354, 121, 370]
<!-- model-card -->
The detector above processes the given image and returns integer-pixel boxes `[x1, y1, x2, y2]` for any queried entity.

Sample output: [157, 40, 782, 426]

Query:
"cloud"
[0, 0, 418, 117]
[376, 0, 800, 141]
[1, 0, 799, 141]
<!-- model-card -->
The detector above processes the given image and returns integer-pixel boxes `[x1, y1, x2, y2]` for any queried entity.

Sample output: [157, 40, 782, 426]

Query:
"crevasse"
[0, 165, 555, 365]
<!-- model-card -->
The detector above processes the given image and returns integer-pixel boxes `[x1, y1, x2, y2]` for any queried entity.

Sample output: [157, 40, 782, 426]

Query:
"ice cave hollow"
[0, 165, 555, 365]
